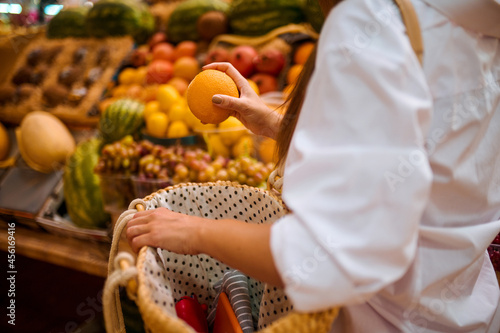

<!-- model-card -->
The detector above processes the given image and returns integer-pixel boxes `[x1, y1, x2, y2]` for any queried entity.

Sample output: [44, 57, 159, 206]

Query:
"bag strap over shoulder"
[393, 0, 424, 65]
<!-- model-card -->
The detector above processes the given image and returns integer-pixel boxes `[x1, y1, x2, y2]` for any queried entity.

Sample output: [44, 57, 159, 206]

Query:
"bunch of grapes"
[94, 135, 144, 175]
[488, 233, 500, 272]
[95, 136, 276, 187]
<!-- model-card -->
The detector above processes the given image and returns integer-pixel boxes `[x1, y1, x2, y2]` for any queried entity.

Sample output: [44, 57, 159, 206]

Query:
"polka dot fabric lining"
[138, 182, 293, 331]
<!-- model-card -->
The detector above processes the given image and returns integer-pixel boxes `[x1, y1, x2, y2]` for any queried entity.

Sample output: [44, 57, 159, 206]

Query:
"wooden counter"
[0, 224, 110, 277]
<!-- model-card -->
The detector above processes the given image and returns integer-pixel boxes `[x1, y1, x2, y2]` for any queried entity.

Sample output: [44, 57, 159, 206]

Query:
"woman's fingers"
[202, 62, 250, 92]
[212, 94, 250, 112]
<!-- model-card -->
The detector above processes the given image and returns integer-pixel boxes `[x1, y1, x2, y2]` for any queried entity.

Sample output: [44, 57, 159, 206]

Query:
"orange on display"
[186, 69, 239, 124]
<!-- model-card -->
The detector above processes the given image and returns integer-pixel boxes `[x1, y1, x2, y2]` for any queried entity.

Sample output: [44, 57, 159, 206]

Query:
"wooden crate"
[0, 36, 134, 127]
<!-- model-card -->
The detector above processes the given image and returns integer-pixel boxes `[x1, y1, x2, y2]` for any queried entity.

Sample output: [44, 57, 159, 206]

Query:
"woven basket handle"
[103, 202, 146, 333]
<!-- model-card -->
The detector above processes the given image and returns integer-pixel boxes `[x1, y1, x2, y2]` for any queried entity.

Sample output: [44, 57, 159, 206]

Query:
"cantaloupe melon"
[16, 112, 76, 173]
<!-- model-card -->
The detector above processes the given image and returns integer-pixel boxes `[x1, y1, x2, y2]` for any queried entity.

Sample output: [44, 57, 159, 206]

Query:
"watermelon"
[167, 0, 230, 44]
[47, 7, 89, 39]
[228, 0, 305, 36]
[302, 0, 325, 33]
[85, 0, 154, 44]
[64, 139, 110, 229]
[99, 98, 145, 144]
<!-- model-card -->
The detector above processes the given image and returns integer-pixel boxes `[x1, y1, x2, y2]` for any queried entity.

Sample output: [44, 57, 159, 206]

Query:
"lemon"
[143, 101, 161, 119]
[111, 84, 129, 98]
[146, 112, 169, 138]
[169, 101, 187, 122]
[157, 84, 181, 112]
[184, 105, 202, 129]
[118, 68, 137, 85]
[247, 79, 260, 95]
[232, 135, 254, 158]
[258, 138, 277, 164]
[207, 134, 230, 158]
[218, 117, 246, 146]
[167, 120, 189, 138]
[134, 66, 148, 85]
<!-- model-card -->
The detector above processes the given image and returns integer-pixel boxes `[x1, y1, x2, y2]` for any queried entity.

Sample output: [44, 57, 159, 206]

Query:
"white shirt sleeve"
[270, 0, 434, 312]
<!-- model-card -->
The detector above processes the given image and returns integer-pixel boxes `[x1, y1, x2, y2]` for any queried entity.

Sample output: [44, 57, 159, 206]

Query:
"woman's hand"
[202, 62, 283, 139]
[126, 207, 204, 254]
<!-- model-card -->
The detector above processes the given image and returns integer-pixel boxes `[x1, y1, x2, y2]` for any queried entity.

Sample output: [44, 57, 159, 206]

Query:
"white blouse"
[270, 0, 500, 332]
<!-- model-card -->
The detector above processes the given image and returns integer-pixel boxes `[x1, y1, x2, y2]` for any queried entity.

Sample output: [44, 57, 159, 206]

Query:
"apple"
[229, 45, 258, 78]
[204, 47, 230, 65]
[253, 49, 285, 76]
[130, 45, 149, 67]
[250, 73, 278, 94]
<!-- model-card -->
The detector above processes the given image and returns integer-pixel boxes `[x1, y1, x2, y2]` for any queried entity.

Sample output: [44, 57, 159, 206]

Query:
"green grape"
[237, 173, 247, 184]
[216, 169, 229, 181]
[113, 156, 121, 170]
[228, 167, 238, 180]
[175, 164, 189, 179]
[121, 135, 134, 146]
[198, 170, 209, 182]
[122, 158, 130, 169]
[254, 172, 264, 184]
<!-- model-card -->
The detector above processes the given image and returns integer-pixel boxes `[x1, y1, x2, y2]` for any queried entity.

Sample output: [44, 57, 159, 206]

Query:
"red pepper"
[175, 294, 209, 333]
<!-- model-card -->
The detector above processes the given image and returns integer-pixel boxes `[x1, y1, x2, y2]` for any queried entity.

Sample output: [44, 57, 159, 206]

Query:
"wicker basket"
[103, 181, 338, 332]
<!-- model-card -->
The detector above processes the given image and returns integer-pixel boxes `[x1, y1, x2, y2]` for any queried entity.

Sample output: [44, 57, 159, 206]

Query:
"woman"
[127, 0, 500, 331]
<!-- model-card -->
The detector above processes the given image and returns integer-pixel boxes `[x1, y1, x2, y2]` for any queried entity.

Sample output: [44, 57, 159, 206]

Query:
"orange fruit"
[167, 77, 189, 95]
[173, 56, 200, 81]
[173, 41, 197, 60]
[294, 42, 315, 65]
[286, 64, 303, 85]
[152, 43, 175, 62]
[186, 69, 239, 124]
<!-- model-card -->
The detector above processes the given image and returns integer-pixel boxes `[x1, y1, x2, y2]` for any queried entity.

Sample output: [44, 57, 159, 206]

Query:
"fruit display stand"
[0, 128, 114, 278]
[0, 36, 134, 127]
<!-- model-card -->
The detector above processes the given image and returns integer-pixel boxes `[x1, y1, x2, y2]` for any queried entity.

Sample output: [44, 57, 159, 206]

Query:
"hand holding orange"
[186, 69, 239, 124]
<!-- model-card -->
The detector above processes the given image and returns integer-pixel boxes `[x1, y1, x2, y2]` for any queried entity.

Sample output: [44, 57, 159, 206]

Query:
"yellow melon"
[17, 111, 76, 173]
[0, 122, 10, 161]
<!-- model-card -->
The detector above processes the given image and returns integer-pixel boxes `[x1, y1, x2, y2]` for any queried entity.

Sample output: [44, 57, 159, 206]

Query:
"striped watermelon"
[47, 7, 89, 39]
[85, 0, 154, 44]
[99, 98, 145, 144]
[64, 139, 110, 229]
[229, 0, 305, 36]
[167, 0, 230, 43]
[303, 0, 325, 32]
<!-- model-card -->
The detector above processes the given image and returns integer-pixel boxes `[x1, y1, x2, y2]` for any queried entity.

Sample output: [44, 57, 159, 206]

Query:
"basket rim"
[138, 180, 285, 209]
